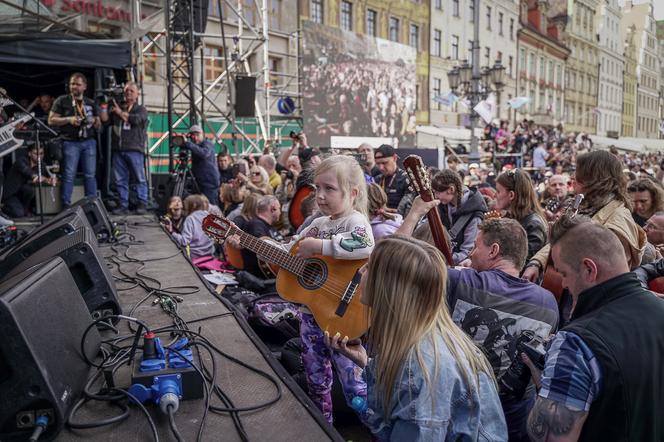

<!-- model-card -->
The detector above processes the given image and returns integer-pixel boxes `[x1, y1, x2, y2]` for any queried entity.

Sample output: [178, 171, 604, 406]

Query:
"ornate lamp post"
[447, 0, 506, 162]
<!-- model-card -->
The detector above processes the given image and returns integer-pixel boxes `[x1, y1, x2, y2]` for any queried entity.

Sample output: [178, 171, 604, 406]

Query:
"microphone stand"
[0, 91, 58, 225]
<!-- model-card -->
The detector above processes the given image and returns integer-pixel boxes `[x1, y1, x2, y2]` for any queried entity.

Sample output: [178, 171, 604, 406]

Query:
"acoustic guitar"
[403, 155, 455, 266]
[202, 214, 369, 339]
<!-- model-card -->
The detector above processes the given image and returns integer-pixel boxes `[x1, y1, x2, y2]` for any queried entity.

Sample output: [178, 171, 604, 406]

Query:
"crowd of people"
[303, 58, 417, 147]
[157, 121, 664, 441]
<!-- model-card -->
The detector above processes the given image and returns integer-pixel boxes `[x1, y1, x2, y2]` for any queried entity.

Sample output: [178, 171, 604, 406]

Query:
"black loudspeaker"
[0, 226, 121, 321]
[173, 0, 209, 33]
[235, 75, 256, 117]
[70, 196, 116, 243]
[0, 206, 92, 277]
[0, 257, 101, 441]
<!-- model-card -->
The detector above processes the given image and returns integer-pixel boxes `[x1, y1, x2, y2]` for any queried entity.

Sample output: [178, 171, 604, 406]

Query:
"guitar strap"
[449, 212, 476, 249]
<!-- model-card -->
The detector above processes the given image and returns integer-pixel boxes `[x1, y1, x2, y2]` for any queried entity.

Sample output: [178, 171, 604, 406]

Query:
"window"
[528, 53, 535, 76]
[548, 60, 554, 83]
[519, 48, 525, 73]
[433, 29, 442, 57]
[498, 12, 503, 35]
[469, 0, 474, 22]
[539, 90, 545, 111]
[452, 0, 459, 16]
[389, 17, 399, 42]
[435, 0, 442, 10]
[143, 35, 159, 82]
[409, 24, 419, 49]
[269, 57, 281, 85]
[485, 46, 490, 65]
[539, 56, 545, 80]
[451, 35, 459, 59]
[556, 64, 562, 86]
[486, 6, 491, 30]
[508, 55, 513, 77]
[496, 51, 502, 61]
[366, 9, 377, 36]
[340, 1, 352, 31]
[433, 78, 441, 110]
[510, 18, 514, 40]
[310, 0, 323, 23]
[468, 40, 473, 61]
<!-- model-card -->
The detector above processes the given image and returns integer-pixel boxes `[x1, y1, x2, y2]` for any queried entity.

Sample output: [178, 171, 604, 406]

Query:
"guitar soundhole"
[298, 259, 327, 290]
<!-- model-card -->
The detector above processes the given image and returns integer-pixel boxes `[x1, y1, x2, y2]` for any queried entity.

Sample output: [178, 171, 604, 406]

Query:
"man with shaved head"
[526, 216, 664, 442]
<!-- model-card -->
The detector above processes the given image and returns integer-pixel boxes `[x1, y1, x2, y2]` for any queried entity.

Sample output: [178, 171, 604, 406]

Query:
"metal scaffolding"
[135, 0, 301, 166]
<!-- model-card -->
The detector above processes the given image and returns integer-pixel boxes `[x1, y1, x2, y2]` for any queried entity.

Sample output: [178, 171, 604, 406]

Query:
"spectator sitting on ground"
[258, 154, 282, 190]
[367, 183, 403, 240]
[219, 182, 247, 217]
[165, 194, 214, 259]
[163, 196, 184, 233]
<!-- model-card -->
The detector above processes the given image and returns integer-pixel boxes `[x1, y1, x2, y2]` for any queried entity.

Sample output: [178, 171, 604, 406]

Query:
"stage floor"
[55, 215, 341, 442]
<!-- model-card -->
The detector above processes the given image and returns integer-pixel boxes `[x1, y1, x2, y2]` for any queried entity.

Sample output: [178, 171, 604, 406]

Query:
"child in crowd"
[163, 196, 184, 234]
[326, 236, 506, 440]
[229, 155, 374, 423]
[367, 183, 403, 240]
[165, 194, 215, 259]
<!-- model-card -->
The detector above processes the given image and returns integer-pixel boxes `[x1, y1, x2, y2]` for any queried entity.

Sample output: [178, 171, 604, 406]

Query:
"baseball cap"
[374, 144, 395, 159]
[189, 124, 203, 133]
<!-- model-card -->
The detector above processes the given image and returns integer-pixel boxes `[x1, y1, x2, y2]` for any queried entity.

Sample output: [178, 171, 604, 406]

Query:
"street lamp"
[459, 60, 472, 85]
[490, 61, 505, 90]
[447, 67, 460, 92]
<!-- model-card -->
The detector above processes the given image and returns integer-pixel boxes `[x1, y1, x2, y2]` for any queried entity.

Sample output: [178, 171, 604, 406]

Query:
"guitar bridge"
[335, 269, 362, 317]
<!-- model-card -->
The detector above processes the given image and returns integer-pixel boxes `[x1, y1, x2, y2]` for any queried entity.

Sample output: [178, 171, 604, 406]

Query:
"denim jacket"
[364, 334, 507, 441]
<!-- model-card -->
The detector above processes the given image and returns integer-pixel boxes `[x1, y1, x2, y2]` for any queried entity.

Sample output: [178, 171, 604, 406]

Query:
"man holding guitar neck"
[398, 196, 558, 442]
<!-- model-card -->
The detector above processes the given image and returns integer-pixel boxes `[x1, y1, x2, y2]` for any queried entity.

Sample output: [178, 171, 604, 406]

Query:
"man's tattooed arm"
[527, 397, 589, 442]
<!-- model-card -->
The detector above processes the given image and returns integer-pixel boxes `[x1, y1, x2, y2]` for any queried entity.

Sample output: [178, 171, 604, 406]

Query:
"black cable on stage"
[167, 404, 185, 442]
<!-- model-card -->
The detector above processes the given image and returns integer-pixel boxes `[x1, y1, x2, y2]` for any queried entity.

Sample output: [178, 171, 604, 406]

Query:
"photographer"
[48, 72, 101, 208]
[181, 125, 220, 205]
[103, 82, 148, 215]
[2, 144, 57, 217]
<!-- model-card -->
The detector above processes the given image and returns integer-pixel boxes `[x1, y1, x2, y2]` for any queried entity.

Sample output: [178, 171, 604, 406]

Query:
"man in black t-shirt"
[48, 72, 101, 207]
[374, 144, 411, 214]
[241, 195, 283, 279]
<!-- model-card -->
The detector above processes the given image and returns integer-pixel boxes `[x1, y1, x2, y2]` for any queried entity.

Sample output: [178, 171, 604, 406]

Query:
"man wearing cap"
[374, 144, 411, 213]
[182, 125, 220, 204]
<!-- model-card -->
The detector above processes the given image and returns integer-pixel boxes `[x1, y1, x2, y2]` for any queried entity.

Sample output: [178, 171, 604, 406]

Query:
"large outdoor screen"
[301, 20, 417, 148]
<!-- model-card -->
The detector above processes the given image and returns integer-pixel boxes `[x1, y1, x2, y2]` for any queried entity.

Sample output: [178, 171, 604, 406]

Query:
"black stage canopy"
[0, 35, 131, 69]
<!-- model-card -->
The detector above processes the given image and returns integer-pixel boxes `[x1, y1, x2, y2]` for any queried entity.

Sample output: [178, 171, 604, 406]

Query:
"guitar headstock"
[403, 155, 433, 200]
[202, 214, 234, 242]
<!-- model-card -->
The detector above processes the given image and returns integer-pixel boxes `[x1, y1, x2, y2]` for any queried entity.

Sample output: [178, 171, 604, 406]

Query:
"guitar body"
[649, 276, 664, 295]
[541, 267, 564, 302]
[288, 184, 315, 230]
[275, 242, 369, 340]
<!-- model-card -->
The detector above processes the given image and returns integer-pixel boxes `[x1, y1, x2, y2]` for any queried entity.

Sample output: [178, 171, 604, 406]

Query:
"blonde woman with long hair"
[327, 236, 506, 440]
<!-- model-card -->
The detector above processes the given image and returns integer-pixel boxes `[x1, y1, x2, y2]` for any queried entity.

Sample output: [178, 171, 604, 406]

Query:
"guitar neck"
[421, 192, 455, 266]
[233, 228, 303, 275]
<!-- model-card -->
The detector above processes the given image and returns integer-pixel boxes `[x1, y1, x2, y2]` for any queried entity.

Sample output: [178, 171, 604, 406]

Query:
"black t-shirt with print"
[51, 95, 99, 141]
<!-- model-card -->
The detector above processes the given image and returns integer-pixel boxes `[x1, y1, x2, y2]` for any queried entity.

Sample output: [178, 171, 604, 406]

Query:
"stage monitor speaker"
[0, 257, 101, 442]
[235, 75, 256, 117]
[0, 226, 122, 321]
[0, 206, 92, 278]
[70, 196, 116, 243]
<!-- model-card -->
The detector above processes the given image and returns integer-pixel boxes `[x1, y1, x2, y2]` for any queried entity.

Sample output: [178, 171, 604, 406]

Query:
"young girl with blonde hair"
[327, 236, 506, 439]
[230, 155, 374, 423]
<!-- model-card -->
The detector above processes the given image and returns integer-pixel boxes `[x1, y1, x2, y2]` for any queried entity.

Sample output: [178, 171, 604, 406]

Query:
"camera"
[498, 330, 547, 400]
[96, 75, 125, 105]
[285, 170, 294, 180]
[289, 131, 301, 140]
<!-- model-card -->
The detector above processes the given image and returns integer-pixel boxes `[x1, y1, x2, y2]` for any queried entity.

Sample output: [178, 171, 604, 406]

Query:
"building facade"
[622, 25, 637, 137]
[657, 20, 664, 138]
[621, 0, 660, 139]
[596, 0, 623, 136]
[299, 0, 430, 124]
[515, 0, 569, 127]
[429, 0, 519, 127]
[549, 0, 600, 135]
